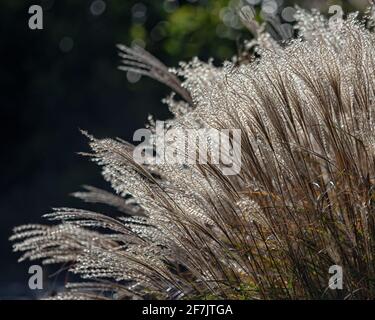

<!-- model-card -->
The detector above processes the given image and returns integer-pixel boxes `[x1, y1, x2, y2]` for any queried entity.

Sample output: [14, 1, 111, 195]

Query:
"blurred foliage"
[123, 0, 367, 63]
[116, 0, 239, 63]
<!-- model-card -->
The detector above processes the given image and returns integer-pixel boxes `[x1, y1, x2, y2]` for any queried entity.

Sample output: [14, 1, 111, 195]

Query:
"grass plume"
[10, 7, 375, 300]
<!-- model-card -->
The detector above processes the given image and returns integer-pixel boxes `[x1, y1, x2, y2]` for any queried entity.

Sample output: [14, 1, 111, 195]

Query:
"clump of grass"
[11, 7, 375, 300]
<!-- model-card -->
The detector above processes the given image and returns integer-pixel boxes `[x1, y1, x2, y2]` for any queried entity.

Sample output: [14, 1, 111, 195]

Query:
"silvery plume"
[10, 5, 375, 300]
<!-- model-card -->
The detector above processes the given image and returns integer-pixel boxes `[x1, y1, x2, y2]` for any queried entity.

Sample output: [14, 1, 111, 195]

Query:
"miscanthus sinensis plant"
[11, 7, 375, 300]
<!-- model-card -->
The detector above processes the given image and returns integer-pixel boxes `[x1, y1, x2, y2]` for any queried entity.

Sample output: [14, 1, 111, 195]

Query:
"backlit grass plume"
[11, 7, 375, 300]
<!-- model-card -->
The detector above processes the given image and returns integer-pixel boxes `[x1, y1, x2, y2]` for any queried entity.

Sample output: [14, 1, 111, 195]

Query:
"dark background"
[0, 0, 365, 298]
